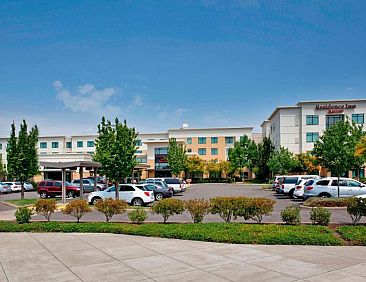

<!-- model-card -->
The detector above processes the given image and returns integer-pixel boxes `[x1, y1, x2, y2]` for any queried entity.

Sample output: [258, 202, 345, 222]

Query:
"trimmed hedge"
[0, 221, 343, 246]
[303, 198, 350, 207]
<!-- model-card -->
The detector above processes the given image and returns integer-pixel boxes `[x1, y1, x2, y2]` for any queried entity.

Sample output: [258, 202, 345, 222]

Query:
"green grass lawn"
[4, 199, 40, 207]
[0, 221, 344, 246]
[337, 225, 366, 245]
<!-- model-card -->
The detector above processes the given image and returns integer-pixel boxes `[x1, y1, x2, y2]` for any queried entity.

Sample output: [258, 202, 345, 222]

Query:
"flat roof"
[168, 126, 254, 131]
[297, 98, 366, 105]
[266, 106, 301, 121]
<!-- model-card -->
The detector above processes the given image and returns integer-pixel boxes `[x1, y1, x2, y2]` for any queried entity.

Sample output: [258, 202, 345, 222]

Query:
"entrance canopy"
[40, 161, 101, 203]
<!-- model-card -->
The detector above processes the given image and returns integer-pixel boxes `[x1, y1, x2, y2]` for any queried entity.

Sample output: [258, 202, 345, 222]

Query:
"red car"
[37, 181, 80, 198]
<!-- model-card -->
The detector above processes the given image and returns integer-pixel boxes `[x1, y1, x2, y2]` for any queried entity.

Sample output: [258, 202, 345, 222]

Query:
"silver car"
[303, 177, 366, 199]
[0, 183, 12, 194]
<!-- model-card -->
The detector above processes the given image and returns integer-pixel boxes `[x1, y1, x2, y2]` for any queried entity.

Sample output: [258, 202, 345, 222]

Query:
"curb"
[0, 201, 18, 209]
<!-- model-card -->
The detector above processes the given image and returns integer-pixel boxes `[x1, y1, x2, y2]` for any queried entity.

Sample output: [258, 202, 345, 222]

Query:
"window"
[165, 179, 181, 184]
[331, 180, 347, 186]
[40, 142, 47, 149]
[326, 115, 344, 129]
[136, 157, 147, 163]
[225, 137, 234, 144]
[211, 148, 218, 155]
[0, 144, 2, 150]
[352, 169, 365, 178]
[186, 138, 192, 144]
[211, 137, 218, 144]
[198, 148, 206, 155]
[306, 115, 319, 125]
[66, 142, 72, 148]
[77, 141, 83, 148]
[136, 150, 142, 154]
[187, 148, 192, 153]
[155, 147, 168, 155]
[120, 185, 135, 192]
[317, 180, 330, 186]
[306, 132, 319, 143]
[46, 182, 54, 187]
[136, 140, 142, 146]
[283, 177, 298, 184]
[198, 137, 206, 144]
[51, 142, 59, 149]
[352, 114, 364, 124]
[87, 141, 94, 147]
[348, 180, 361, 187]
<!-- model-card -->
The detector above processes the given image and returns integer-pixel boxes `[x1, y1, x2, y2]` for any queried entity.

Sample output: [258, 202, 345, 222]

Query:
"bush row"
[303, 197, 350, 207]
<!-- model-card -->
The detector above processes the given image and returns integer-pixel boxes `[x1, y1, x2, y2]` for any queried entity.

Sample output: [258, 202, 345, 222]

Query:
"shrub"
[250, 198, 276, 223]
[281, 206, 301, 225]
[347, 197, 366, 225]
[210, 197, 238, 223]
[310, 207, 331, 226]
[185, 199, 211, 223]
[15, 207, 33, 224]
[303, 197, 349, 207]
[63, 200, 91, 223]
[128, 208, 147, 224]
[34, 199, 57, 222]
[95, 198, 127, 222]
[151, 198, 184, 223]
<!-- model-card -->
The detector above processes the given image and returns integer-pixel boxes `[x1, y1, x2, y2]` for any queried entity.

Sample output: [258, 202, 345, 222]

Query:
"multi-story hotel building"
[261, 99, 366, 177]
[0, 125, 260, 181]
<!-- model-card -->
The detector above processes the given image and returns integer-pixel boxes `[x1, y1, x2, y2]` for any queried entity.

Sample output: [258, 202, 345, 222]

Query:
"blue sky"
[1, 0, 365, 136]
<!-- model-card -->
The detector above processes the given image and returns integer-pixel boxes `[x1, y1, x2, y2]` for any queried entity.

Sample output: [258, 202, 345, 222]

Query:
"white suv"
[88, 184, 154, 206]
[303, 177, 366, 199]
[146, 178, 183, 194]
[280, 175, 320, 198]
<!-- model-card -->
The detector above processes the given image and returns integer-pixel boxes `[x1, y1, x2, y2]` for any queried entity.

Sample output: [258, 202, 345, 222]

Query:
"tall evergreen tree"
[94, 117, 138, 199]
[254, 137, 274, 181]
[0, 158, 6, 181]
[167, 138, 186, 177]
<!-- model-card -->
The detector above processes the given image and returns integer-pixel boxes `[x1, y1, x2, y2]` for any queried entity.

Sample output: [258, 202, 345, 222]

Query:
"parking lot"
[0, 183, 364, 224]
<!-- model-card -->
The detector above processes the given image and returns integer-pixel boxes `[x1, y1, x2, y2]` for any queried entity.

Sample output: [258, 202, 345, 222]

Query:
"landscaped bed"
[4, 199, 43, 207]
[0, 221, 347, 246]
[337, 225, 366, 245]
[303, 197, 350, 207]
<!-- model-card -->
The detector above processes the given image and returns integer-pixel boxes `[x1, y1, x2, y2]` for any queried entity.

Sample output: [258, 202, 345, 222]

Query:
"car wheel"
[155, 193, 164, 201]
[91, 197, 101, 205]
[67, 191, 75, 198]
[289, 189, 295, 199]
[319, 193, 331, 198]
[131, 198, 143, 206]
[40, 191, 48, 199]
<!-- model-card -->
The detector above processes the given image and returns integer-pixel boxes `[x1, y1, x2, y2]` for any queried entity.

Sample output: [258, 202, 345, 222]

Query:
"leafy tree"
[355, 136, 366, 157]
[6, 120, 39, 199]
[94, 117, 138, 199]
[185, 156, 205, 180]
[228, 135, 257, 181]
[253, 137, 274, 181]
[313, 120, 363, 197]
[0, 158, 6, 181]
[267, 147, 299, 176]
[205, 159, 221, 180]
[295, 152, 320, 175]
[167, 138, 187, 177]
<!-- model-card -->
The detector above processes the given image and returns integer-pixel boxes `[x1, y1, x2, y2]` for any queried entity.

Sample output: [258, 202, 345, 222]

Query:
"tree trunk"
[114, 181, 119, 200]
[20, 180, 24, 200]
[337, 175, 340, 198]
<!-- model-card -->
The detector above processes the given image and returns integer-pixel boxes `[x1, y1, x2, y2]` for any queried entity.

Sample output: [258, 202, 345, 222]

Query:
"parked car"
[271, 176, 284, 191]
[293, 179, 312, 199]
[303, 177, 366, 199]
[37, 181, 80, 198]
[3, 182, 22, 192]
[279, 175, 320, 198]
[0, 183, 12, 194]
[71, 179, 104, 192]
[86, 176, 108, 189]
[87, 184, 154, 206]
[136, 183, 173, 201]
[23, 182, 34, 191]
[145, 178, 183, 194]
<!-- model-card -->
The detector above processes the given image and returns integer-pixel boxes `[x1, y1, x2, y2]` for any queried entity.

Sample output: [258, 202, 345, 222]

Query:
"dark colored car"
[136, 183, 173, 201]
[37, 180, 80, 199]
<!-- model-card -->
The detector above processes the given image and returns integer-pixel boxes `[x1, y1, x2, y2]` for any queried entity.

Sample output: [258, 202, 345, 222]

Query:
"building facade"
[262, 99, 366, 177]
[0, 125, 257, 181]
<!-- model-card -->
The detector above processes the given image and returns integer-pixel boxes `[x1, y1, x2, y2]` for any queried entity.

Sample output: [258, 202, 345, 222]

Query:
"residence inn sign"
[315, 103, 357, 114]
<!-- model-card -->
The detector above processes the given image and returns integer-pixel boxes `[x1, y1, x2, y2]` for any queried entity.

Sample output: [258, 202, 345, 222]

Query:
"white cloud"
[133, 95, 144, 106]
[54, 81, 121, 115]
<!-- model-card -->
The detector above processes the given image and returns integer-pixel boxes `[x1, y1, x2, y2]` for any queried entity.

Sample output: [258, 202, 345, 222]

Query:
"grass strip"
[0, 221, 343, 246]
[4, 199, 41, 207]
[337, 226, 366, 245]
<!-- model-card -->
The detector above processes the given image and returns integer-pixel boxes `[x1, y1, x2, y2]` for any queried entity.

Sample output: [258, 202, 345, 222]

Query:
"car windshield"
[304, 180, 314, 186]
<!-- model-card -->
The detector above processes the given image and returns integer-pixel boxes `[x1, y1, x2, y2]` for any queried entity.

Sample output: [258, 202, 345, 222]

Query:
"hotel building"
[0, 125, 260, 181]
[261, 99, 366, 177]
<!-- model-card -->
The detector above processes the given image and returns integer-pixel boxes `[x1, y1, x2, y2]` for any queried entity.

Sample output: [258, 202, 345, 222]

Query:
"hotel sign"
[315, 104, 356, 114]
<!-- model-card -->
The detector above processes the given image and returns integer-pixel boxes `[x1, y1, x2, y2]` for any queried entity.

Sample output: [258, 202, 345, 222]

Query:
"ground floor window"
[306, 132, 319, 142]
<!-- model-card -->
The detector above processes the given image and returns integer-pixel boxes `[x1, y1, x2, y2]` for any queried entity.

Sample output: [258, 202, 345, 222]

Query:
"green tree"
[294, 152, 320, 175]
[228, 135, 257, 181]
[6, 120, 39, 199]
[313, 120, 363, 197]
[167, 138, 187, 177]
[267, 147, 299, 176]
[253, 137, 274, 181]
[185, 156, 205, 180]
[205, 159, 221, 180]
[0, 158, 6, 181]
[94, 117, 138, 199]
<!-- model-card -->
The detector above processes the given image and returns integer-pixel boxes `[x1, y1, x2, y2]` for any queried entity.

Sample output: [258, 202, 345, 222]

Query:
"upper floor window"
[326, 115, 344, 129]
[66, 142, 72, 148]
[136, 140, 142, 146]
[211, 137, 218, 144]
[186, 137, 192, 144]
[198, 148, 206, 155]
[77, 141, 83, 148]
[306, 132, 319, 143]
[136, 150, 142, 154]
[51, 142, 59, 149]
[155, 147, 168, 155]
[0, 144, 2, 150]
[352, 114, 364, 124]
[225, 137, 234, 144]
[40, 142, 47, 149]
[87, 141, 94, 147]
[198, 137, 206, 144]
[306, 115, 319, 125]
[211, 148, 218, 155]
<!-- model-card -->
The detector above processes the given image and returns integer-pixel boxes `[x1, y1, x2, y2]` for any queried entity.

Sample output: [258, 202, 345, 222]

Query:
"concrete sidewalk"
[1, 233, 366, 281]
